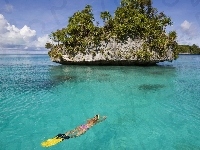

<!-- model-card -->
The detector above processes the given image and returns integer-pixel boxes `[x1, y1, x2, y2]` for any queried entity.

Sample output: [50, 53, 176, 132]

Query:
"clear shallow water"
[0, 54, 200, 150]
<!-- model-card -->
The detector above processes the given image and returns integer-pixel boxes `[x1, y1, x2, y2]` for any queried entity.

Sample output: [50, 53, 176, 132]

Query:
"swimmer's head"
[95, 114, 100, 120]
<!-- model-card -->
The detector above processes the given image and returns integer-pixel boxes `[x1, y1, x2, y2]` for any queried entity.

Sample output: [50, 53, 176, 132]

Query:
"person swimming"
[61, 114, 102, 138]
[41, 114, 107, 147]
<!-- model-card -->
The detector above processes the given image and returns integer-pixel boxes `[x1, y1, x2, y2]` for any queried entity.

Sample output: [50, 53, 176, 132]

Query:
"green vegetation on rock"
[46, 0, 178, 64]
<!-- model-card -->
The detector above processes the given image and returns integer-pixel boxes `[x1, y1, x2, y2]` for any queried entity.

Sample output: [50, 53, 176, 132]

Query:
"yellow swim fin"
[41, 137, 63, 147]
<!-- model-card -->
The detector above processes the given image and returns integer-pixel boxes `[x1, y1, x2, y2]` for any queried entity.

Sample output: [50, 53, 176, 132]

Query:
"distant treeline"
[177, 44, 200, 54]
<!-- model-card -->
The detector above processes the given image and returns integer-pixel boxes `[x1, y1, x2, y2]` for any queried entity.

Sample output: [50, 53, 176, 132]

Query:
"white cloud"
[181, 20, 191, 31]
[180, 20, 198, 37]
[20, 25, 36, 37]
[35, 34, 50, 47]
[0, 4, 13, 13]
[0, 14, 7, 33]
[4, 4, 13, 12]
[0, 14, 50, 52]
[177, 20, 200, 46]
[20, 25, 37, 42]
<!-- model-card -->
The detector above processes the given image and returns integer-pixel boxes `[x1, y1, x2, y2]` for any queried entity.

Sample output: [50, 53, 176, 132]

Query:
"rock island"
[46, 0, 178, 65]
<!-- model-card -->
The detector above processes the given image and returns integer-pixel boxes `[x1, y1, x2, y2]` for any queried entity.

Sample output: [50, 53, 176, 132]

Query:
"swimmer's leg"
[56, 134, 70, 140]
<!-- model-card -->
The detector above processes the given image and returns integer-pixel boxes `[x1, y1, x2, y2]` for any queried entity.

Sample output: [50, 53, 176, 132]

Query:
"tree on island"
[177, 44, 200, 54]
[46, 0, 178, 64]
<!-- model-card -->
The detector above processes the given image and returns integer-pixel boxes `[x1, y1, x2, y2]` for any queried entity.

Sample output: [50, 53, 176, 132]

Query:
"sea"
[0, 54, 200, 150]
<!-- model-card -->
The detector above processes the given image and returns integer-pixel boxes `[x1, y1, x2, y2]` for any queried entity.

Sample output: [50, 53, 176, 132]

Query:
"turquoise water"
[0, 54, 200, 150]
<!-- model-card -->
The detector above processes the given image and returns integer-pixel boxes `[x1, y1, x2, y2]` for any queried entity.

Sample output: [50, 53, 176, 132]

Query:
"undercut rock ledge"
[49, 38, 174, 66]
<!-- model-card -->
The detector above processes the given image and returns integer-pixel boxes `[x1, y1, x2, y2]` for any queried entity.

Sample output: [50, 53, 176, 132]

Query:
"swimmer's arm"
[97, 116, 107, 123]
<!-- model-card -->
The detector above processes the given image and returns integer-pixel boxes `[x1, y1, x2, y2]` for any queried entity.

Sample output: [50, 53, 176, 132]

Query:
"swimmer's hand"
[97, 115, 107, 123]
[102, 116, 107, 120]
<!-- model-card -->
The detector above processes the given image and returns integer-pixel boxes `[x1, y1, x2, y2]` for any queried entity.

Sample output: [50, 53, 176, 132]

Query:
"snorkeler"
[41, 114, 107, 147]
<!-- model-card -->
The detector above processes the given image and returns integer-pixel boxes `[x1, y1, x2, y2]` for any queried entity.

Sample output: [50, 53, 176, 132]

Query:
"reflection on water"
[149, 71, 164, 75]
[0, 67, 77, 93]
[138, 84, 165, 91]
[50, 65, 112, 83]
[53, 75, 74, 81]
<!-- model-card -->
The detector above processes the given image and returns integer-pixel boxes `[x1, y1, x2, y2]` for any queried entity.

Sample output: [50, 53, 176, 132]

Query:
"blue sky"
[0, 0, 200, 54]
